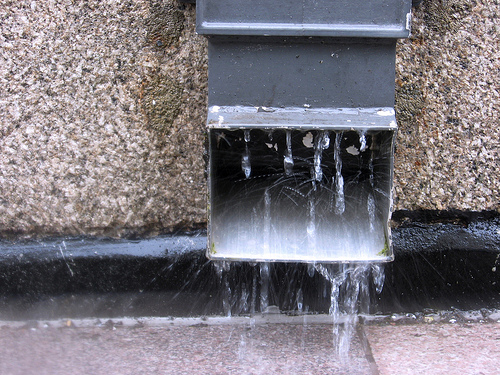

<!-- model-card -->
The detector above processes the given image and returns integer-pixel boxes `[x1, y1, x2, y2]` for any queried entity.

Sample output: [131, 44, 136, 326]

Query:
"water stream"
[213, 260, 386, 361]
[211, 127, 394, 262]
[358, 130, 367, 153]
[241, 130, 251, 179]
[210, 127, 393, 360]
[313, 130, 330, 182]
[333, 131, 345, 215]
[284, 129, 294, 176]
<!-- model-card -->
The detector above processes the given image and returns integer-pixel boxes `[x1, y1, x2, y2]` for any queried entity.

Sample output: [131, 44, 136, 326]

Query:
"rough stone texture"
[0, 0, 498, 238]
[0, 0, 207, 238]
[394, 0, 500, 211]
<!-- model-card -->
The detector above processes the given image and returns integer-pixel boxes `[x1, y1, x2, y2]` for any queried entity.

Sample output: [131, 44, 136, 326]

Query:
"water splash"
[211, 260, 386, 363]
[315, 263, 381, 361]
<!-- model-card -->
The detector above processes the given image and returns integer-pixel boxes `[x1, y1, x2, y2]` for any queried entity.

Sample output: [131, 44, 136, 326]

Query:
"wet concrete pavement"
[0, 316, 499, 375]
[0, 318, 370, 375]
[365, 323, 500, 375]
[1, 226, 499, 374]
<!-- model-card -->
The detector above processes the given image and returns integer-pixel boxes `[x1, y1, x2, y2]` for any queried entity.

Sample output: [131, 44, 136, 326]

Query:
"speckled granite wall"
[0, 0, 498, 238]
[394, 0, 499, 211]
[0, 0, 207, 238]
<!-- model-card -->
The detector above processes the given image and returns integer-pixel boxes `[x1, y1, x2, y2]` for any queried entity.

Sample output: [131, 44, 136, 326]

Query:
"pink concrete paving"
[365, 323, 500, 375]
[1, 319, 498, 375]
[0, 322, 370, 375]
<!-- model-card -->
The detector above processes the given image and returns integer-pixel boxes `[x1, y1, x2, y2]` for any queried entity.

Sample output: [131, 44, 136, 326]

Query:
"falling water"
[211, 127, 394, 262]
[263, 188, 271, 253]
[371, 263, 385, 294]
[358, 130, 367, 152]
[213, 260, 233, 317]
[309, 131, 329, 253]
[307, 197, 316, 252]
[307, 263, 316, 278]
[242, 130, 251, 178]
[212, 260, 386, 362]
[209, 124, 394, 366]
[296, 288, 304, 313]
[314, 263, 384, 361]
[313, 131, 330, 182]
[367, 151, 376, 231]
[244, 129, 251, 143]
[284, 130, 294, 176]
[367, 194, 376, 232]
[251, 266, 258, 314]
[259, 262, 270, 312]
[333, 132, 345, 215]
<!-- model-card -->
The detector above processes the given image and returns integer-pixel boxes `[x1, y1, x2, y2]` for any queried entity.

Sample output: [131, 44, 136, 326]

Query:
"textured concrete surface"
[0, 318, 498, 375]
[0, 0, 499, 238]
[0, 0, 207, 238]
[366, 322, 500, 375]
[0, 320, 372, 375]
[394, 0, 500, 211]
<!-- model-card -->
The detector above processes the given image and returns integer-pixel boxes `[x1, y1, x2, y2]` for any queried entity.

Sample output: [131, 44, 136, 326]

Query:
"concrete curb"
[0, 211, 498, 319]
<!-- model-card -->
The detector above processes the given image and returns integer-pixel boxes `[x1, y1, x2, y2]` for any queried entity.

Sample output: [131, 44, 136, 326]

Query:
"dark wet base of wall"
[0, 210, 498, 320]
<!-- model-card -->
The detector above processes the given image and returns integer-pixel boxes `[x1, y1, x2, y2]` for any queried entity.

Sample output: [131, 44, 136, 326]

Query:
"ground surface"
[365, 322, 500, 375]
[0, 317, 498, 375]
